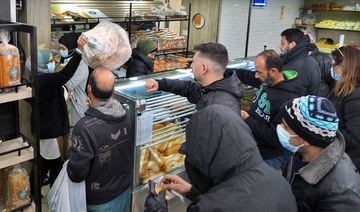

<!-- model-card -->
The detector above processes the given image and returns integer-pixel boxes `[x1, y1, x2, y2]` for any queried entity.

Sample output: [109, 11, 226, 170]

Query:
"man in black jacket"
[159, 104, 297, 211]
[280, 28, 321, 95]
[67, 68, 133, 211]
[145, 43, 244, 114]
[227, 50, 305, 169]
[279, 95, 360, 211]
[304, 30, 335, 97]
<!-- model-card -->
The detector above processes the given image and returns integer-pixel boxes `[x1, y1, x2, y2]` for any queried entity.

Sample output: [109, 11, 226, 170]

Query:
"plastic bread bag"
[0, 29, 21, 88]
[5, 164, 30, 211]
[82, 21, 132, 70]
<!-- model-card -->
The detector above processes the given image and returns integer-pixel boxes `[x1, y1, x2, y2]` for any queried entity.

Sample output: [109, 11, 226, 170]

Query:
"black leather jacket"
[284, 132, 360, 212]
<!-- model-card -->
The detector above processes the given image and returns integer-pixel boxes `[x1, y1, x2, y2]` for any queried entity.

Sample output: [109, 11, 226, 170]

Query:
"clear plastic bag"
[301, 10, 317, 25]
[5, 164, 30, 211]
[0, 29, 21, 88]
[82, 21, 132, 70]
[47, 160, 87, 212]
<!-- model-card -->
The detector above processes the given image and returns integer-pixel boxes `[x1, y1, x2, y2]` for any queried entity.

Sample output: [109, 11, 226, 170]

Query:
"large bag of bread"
[0, 29, 21, 88]
[82, 21, 132, 70]
[5, 164, 30, 211]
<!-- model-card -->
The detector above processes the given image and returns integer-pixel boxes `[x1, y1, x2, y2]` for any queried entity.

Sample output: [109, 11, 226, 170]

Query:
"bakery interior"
[0, 0, 360, 211]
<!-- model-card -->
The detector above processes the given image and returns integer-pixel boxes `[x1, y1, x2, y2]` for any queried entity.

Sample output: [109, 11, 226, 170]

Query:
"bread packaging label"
[0, 44, 21, 88]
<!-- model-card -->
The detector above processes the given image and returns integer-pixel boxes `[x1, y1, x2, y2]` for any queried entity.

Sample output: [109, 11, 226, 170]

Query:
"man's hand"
[145, 79, 159, 93]
[241, 110, 249, 121]
[161, 175, 192, 195]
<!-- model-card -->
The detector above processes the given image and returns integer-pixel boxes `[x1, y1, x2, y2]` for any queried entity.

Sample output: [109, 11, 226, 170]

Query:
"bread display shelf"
[0, 138, 34, 169]
[315, 26, 360, 32]
[0, 86, 32, 104]
[0, 202, 34, 212]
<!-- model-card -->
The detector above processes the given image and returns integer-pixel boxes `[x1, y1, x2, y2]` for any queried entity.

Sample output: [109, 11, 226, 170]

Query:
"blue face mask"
[47, 62, 55, 73]
[330, 67, 341, 81]
[60, 50, 69, 58]
[276, 125, 303, 153]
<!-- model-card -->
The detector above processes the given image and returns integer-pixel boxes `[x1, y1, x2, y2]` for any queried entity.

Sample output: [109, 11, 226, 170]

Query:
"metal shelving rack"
[0, 20, 41, 212]
[50, 3, 192, 59]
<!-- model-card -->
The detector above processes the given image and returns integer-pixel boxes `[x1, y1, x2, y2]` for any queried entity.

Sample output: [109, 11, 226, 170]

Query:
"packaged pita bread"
[0, 29, 21, 88]
[5, 164, 30, 211]
[82, 21, 132, 70]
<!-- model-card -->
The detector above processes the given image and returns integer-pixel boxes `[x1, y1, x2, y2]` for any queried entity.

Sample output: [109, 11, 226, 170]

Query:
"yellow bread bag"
[5, 164, 30, 211]
[0, 29, 21, 88]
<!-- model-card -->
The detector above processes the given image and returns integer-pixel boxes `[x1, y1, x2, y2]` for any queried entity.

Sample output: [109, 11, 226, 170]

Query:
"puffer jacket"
[183, 104, 298, 211]
[156, 71, 244, 114]
[67, 99, 133, 205]
[284, 132, 360, 211]
[126, 48, 154, 78]
[328, 84, 360, 170]
[310, 48, 335, 97]
[281, 36, 321, 95]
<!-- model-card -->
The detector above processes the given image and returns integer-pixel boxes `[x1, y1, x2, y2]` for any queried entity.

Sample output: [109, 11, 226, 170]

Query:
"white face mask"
[46, 62, 55, 73]
[276, 125, 303, 153]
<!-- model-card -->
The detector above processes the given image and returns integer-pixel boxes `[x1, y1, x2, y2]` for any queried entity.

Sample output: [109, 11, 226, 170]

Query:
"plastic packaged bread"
[5, 165, 30, 211]
[82, 21, 132, 70]
[0, 29, 21, 88]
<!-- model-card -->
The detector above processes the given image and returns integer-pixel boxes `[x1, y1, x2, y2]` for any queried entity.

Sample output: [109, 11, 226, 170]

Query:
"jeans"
[87, 187, 131, 212]
[265, 156, 283, 170]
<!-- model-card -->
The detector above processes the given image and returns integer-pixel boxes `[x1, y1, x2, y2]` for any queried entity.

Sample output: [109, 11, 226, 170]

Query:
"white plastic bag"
[82, 21, 132, 70]
[47, 160, 86, 212]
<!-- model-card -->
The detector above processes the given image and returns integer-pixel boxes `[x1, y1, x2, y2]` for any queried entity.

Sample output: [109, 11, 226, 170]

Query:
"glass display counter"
[113, 69, 194, 212]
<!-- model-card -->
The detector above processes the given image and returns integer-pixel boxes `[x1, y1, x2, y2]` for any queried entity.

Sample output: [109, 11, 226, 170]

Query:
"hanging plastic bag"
[5, 164, 30, 211]
[47, 160, 86, 212]
[82, 21, 132, 70]
[0, 29, 21, 88]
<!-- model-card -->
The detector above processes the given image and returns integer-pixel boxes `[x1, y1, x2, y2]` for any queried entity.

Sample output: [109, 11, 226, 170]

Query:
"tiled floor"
[41, 185, 50, 211]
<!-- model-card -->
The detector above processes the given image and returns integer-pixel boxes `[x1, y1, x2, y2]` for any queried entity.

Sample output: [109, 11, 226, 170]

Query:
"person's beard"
[261, 75, 274, 86]
[280, 46, 290, 56]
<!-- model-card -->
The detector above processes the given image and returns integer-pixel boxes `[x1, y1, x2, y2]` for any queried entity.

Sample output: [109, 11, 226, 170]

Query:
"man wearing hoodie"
[227, 50, 305, 169]
[279, 28, 320, 95]
[145, 42, 244, 115]
[67, 68, 133, 212]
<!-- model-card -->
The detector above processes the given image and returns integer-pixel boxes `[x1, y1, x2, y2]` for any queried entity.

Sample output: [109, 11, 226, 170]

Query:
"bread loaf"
[139, 149, 150, 178]
[0, 44, 21, 88]
[149, 147, 165, 168]
[6, 166, 30, 211]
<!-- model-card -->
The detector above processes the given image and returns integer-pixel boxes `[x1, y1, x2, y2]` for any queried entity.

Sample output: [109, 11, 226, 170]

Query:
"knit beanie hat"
[59, 32, 80, 50]
[281, 95, 339, 148]
[137, 39, 158, 55]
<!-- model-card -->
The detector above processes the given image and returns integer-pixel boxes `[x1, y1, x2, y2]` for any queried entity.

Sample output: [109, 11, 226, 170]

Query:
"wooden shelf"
[0, 138, 34, 169]
[0, 201, 35, 212]
[0, 86, 32, 104]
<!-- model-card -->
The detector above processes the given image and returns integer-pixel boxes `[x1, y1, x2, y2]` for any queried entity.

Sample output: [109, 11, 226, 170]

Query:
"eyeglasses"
[336, 47, 344, 57]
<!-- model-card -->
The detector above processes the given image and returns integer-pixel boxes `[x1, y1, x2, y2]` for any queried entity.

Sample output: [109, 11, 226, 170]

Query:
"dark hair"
[193, 43, 228, 70]
[256, 50, 283, 72]
[281, 28, 304, 44]
[88, 71, 114, 101]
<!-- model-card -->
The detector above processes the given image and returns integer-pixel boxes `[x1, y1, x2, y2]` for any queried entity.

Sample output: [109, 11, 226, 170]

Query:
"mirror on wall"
[192, 13, 205, 29]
